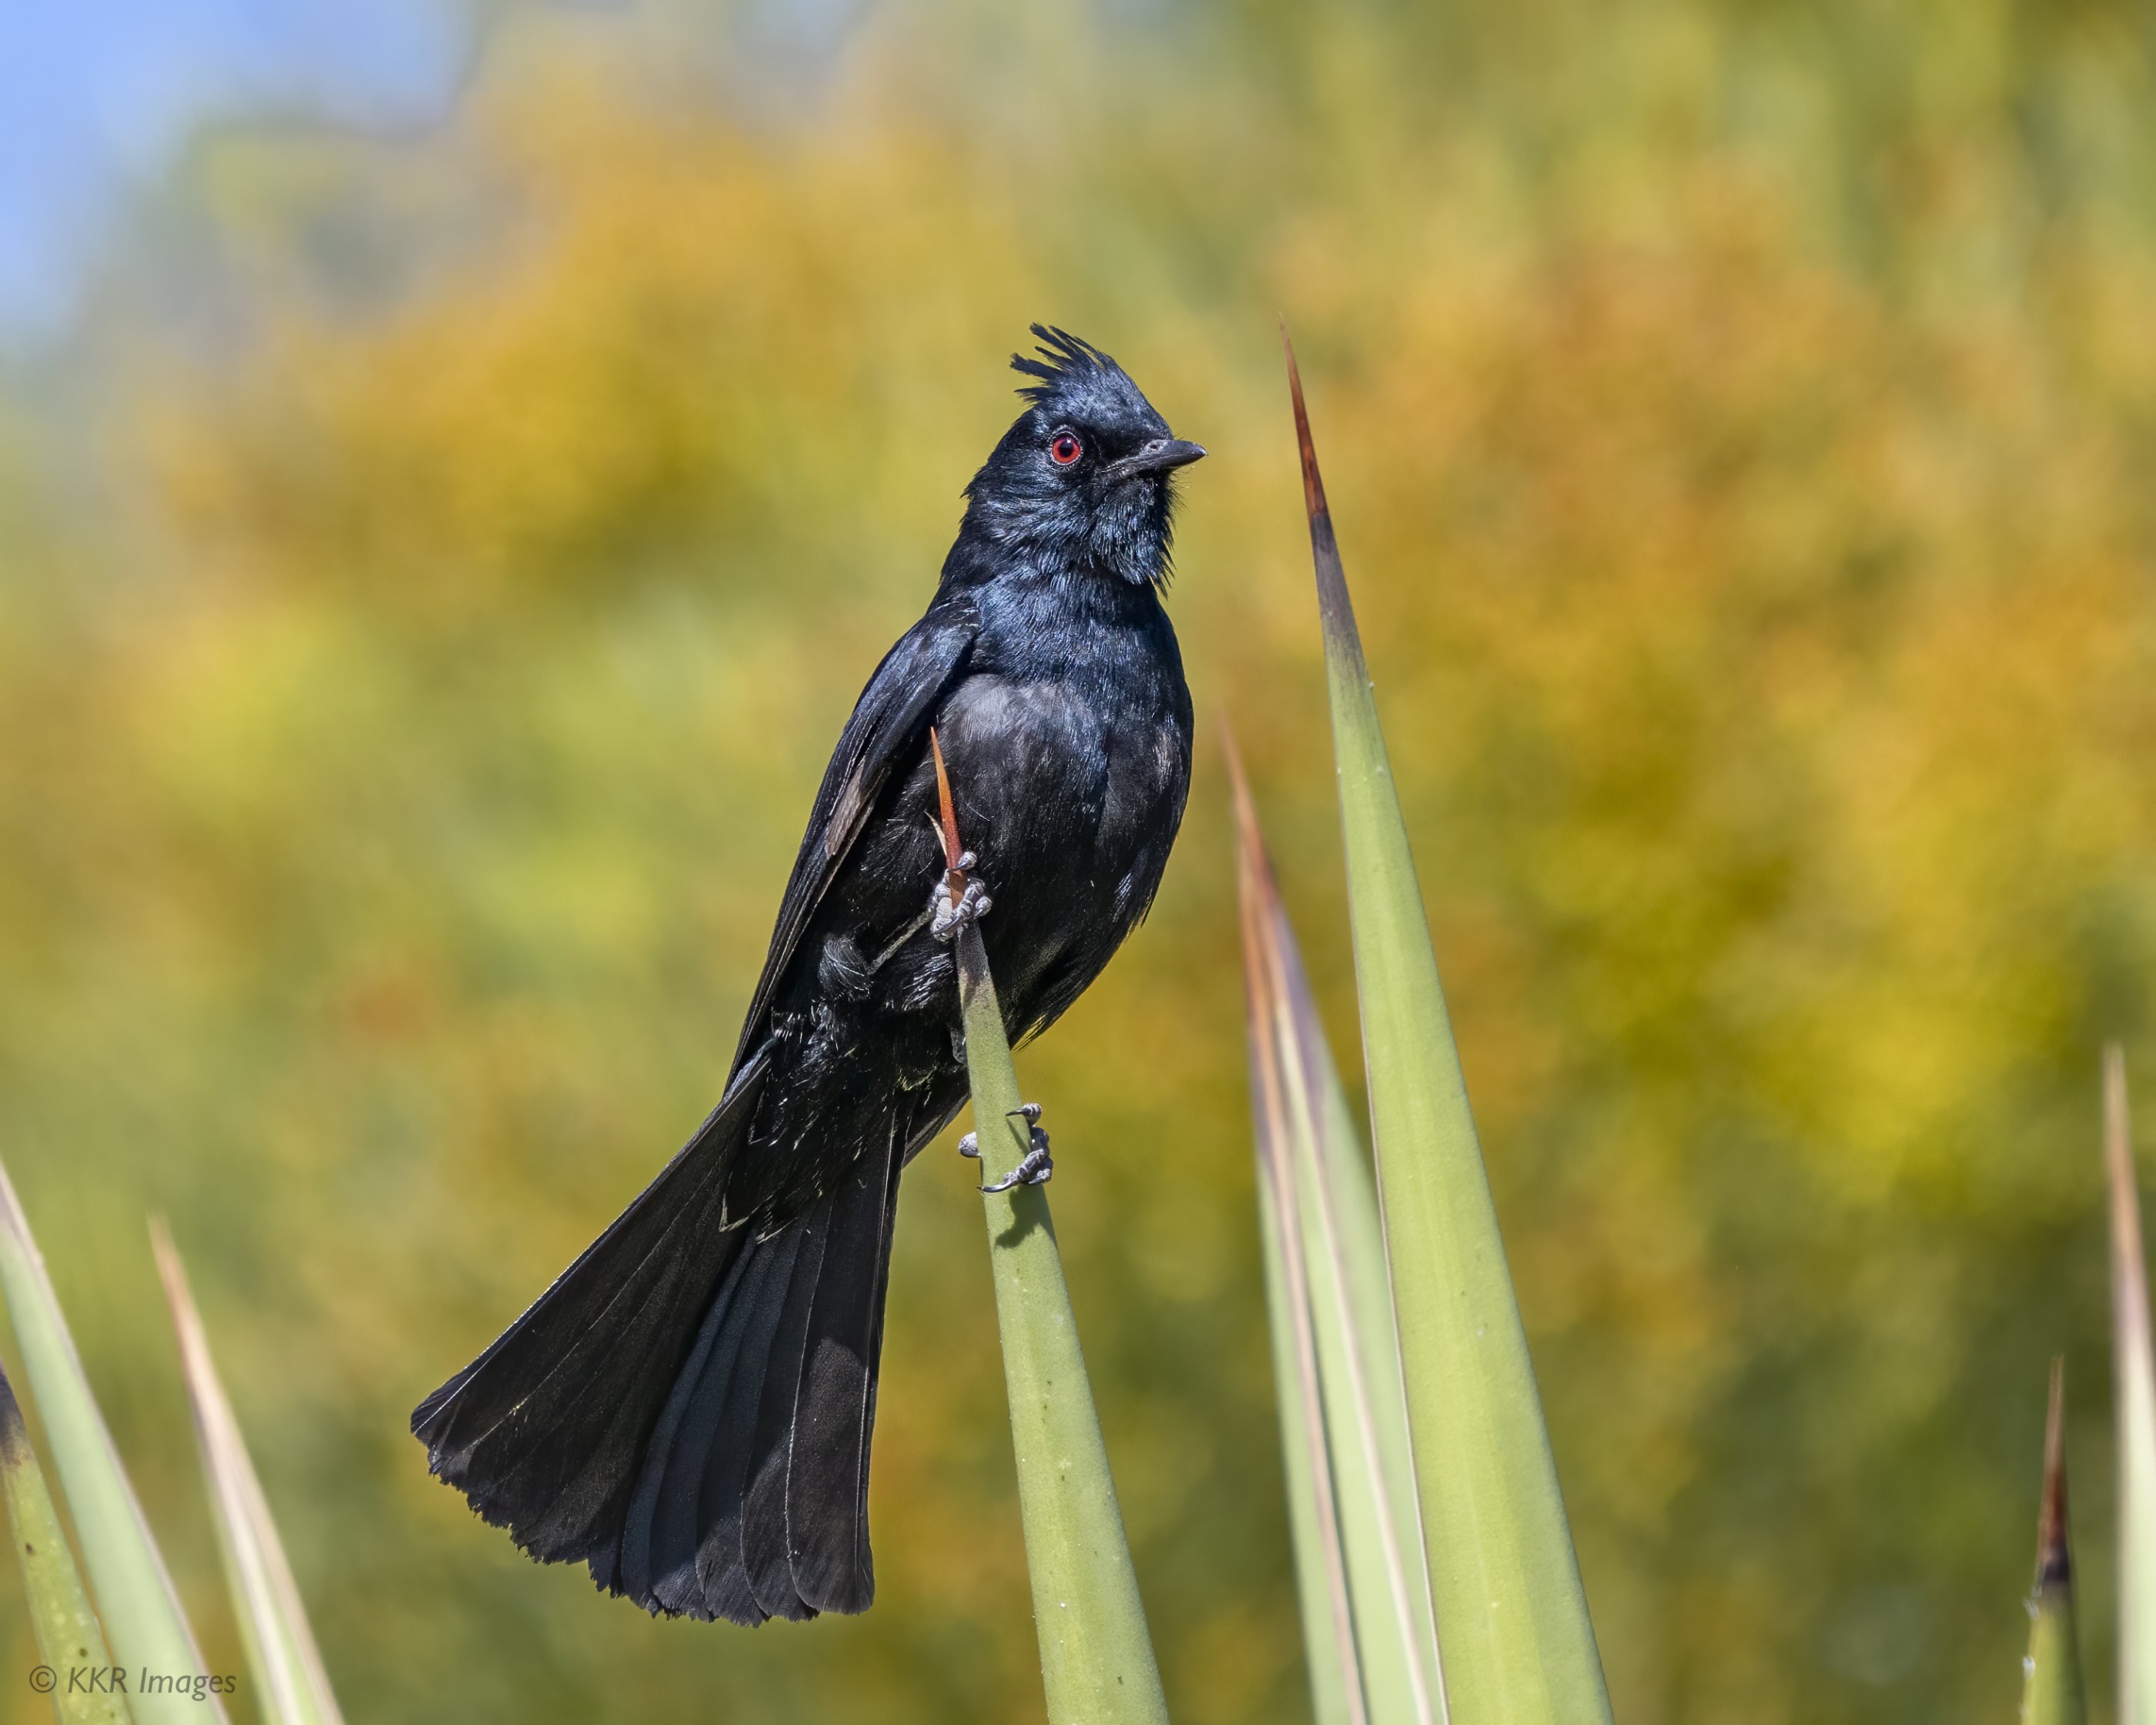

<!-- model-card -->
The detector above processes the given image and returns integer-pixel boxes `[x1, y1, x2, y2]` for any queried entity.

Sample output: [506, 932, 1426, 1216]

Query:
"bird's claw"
[956, 1130, 979, 1160]
[981, 1142, 1052, 1192]
[979, 1110, 1053, 1193]
[929, 873, 991, 941]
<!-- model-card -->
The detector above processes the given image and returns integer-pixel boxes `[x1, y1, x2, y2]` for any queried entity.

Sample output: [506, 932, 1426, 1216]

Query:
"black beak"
[1111, 437, 1207, 480]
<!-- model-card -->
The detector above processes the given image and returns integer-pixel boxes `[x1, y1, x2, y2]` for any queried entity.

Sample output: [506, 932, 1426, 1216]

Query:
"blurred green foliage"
[2, 1, 2154, 1719]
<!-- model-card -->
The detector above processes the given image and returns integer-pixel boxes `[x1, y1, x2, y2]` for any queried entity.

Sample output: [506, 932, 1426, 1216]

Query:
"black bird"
[412, 327, 1200, 1624]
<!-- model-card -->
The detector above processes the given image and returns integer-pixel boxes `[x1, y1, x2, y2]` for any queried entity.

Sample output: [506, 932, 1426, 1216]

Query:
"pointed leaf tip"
[929, 727, 962, 873]
[2104, 1042, 2156, 1725]
[153, 1220, 344, 1725]
[1219, 715, 1250, 807]
[1278, 329, 1364, 668]
[2106, 1043, 2147, 1383]
[1219, 722, 1273, 895]
[1280, 322, 1331, 523]
[2024, 1355, 2088, 1725]
[2039, 1358, 2072, 1589]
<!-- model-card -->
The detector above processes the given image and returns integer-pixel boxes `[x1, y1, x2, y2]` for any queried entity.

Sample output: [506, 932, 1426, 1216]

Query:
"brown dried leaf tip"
[1279, 320, 1331, 524]
[929, 727, 966, 906]
[2036, 1356, 2073, 1593]
[1277, 321, 1365, 667]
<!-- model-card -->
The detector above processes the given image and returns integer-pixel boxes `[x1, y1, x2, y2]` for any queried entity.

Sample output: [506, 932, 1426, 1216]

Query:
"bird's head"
[961, 326, 1204, 588]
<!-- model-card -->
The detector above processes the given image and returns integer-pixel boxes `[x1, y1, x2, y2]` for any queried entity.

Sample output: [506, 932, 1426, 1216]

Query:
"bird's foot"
[979, 1107, 1053, 1193]
[982, 1141, 1053, 1193]
[956, 1130, 979, 1161]
[929, 854, 991, 942]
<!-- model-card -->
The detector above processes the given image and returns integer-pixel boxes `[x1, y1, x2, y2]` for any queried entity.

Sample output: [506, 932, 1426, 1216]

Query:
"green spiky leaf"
[2107, 1046, 2156, 1725]
[2021, 1358, 2086, 1725]
[0, 1159, 223, 1725]
[1231, 732, 1440, 1725]
[1284, 331, 1612, 1724]
[1, 1362, 131, 1725]
[151, 1224, 343, 1725]
[933, 729, 1168, 1725]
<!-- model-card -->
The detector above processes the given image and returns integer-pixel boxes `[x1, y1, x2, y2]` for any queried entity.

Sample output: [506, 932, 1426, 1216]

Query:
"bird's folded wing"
[731, 594, 979, 1070]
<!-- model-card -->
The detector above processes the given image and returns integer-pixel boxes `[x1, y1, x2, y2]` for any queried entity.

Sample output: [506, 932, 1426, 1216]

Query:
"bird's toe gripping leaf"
[979, 1107, 1053, 1193]
[929, 869, 992, 941]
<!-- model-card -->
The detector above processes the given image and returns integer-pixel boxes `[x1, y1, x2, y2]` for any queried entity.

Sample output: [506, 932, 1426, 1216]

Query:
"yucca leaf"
[2107, 1045, 2156, 1725]
[2, 1362, 131, 1724]
[1235, 741, 1371, 1725]
[932, 732, 1169, 1725]
[2021, 1357, 2086, 1725]
[1308, 1034, 1434, 1672]
[1271, 861, 1445, 1725]
[1282, 331, 1612, 1724]
[952, 927, 1171, 1725]
[0, 1157, 223, 1725]
[150, 1224, 343, 1725]
[1250, 1137, 1365, 1725]
[1229, 731, 1441, 1725]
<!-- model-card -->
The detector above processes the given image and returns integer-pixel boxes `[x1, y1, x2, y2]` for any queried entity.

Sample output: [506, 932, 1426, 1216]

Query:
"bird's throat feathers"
[954, 472, 1180, 591]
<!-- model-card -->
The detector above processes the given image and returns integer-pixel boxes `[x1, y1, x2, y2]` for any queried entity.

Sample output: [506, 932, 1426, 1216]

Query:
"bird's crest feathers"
[1010, 324, 1116, 404]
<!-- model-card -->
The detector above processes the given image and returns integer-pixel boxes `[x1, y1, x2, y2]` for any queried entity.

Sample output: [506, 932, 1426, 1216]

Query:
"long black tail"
[411, 1054, 907, 1623]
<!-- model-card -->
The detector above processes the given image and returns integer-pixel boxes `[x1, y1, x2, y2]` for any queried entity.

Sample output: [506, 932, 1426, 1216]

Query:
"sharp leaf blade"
[2108, 1046, 2156, 1725]
[1237, 735, 1371, 1725]
[151, 1224, 342, 1725]
[1230, 732, 1441, 1725]
[1, 1362, 131, 1725]
[2021, 1357, 2086, 1725]
[1282, 331, 1612, 1724]
[0, 1157, 223, 1725]
[952, 918, 1169, 1725]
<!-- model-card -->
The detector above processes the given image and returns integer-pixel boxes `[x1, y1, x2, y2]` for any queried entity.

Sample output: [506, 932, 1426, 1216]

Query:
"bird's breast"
[936, 663, 1188, 926]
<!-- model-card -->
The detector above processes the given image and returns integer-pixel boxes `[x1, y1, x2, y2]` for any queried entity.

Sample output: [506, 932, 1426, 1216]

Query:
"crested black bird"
[412, 327, 1200, 1624]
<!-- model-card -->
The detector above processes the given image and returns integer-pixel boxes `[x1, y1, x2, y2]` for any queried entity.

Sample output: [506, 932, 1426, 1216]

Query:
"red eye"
[1050, 432, 1083, 466]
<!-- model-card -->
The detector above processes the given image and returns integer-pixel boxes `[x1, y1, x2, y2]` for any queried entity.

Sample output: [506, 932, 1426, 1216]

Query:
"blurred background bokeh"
[2, 1, 2153, 1720]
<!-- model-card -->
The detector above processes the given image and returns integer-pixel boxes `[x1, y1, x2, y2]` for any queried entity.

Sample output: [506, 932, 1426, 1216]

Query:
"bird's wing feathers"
[732, 595, 979, 1068]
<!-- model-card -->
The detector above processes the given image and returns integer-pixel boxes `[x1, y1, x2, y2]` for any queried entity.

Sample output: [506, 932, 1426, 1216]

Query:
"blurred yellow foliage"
[2, 3, 2154, 1721]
